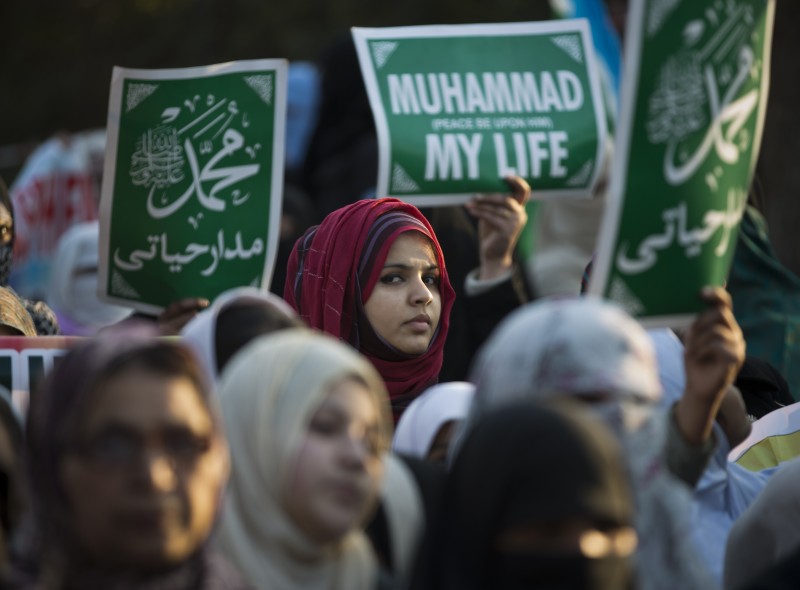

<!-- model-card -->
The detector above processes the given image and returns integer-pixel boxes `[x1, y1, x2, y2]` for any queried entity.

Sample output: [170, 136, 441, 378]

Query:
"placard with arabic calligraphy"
[589, 0, 774, 326]
[353, 21, 608, 206]
[98, 60, 287, 314]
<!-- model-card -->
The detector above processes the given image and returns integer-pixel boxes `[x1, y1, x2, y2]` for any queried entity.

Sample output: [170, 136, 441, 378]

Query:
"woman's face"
[0, 204, 12, 247]
[60, 367, 228, 570]
[285, 378, 384, 544]
[364, 232, 442, 355]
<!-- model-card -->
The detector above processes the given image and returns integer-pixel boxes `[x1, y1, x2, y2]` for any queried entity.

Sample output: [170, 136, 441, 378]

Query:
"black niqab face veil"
[435, 401, 636, 590]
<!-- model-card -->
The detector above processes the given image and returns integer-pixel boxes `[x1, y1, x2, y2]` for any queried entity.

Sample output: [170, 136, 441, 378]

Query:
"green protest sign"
[353, 21, 608, 206]
[98, 60, 287, 314]
[590, 0, 774, 326]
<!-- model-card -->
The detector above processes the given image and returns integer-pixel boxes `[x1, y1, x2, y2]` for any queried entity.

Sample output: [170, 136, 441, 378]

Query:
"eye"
[422, 273, 440, 287]
[163, 429, 211, 458]
[309, 415, 340, 436]
[84, 430, 141, 464]
[379, 274, 404, 285]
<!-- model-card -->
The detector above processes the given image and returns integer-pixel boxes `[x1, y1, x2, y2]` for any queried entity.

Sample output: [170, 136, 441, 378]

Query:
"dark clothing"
[424, 206, 530, 382]
[742, 543, 800, 590]
[728, 206, 800, 400]
[8, 551, 253, 590]
[735, 356, 795, 420]
[424, 402, 635, 590]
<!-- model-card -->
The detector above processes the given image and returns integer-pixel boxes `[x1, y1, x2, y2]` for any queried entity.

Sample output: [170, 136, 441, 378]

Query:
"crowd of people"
[1, 3, 799, 589]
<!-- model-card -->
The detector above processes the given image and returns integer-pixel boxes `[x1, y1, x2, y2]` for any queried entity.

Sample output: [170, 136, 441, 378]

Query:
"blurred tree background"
[0, 0, 550, 180]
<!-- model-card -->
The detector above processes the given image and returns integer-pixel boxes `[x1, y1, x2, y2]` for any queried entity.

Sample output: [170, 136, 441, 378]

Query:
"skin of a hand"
[675, 287, 746, 445]
[158, 297, 210, 336]
[464, 175, 532, 281]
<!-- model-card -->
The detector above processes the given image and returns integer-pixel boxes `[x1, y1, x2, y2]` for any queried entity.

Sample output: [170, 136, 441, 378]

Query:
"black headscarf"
[735, 356, 795, 420]
[429, 401, 636, 590]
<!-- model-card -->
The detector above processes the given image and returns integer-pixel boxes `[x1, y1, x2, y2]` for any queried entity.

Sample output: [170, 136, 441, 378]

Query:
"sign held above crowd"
[353, 21, 608, 206]
[98, 60, 288, 315]
[589, 0, 775, 327]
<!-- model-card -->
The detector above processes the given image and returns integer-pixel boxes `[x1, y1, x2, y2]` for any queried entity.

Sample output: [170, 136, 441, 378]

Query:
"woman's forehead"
[387, 231, 436, 259]
[80, 369, 213, 435]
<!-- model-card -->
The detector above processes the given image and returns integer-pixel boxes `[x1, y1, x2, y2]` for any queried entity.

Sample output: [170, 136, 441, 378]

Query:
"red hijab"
[284, 198, 455, 417]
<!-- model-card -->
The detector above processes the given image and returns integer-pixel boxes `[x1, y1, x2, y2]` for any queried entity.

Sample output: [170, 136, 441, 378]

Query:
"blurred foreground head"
[215, 330, 393, 589]
[469, 296, 661, 437]
[24, 328, 229, 583]
[436, 400, 636, 590]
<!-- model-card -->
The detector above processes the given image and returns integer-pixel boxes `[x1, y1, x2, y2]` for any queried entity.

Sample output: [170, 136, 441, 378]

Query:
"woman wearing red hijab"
[284, 179, 529, 419]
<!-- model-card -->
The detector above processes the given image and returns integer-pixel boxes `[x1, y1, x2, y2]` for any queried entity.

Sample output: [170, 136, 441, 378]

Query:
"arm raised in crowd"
[674, 287, 746, 446]
[464, 175, 531, 281]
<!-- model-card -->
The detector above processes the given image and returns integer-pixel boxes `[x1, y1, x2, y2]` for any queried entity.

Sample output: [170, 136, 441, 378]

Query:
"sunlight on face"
[60, 368, 228, 570]
[285, 378, 384, 544]
[364, 232, 442, 356]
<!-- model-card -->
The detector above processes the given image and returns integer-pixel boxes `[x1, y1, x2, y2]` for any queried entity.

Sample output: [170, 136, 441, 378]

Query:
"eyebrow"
[314, 403, 346, 420]
[85, 418, 210, 437]
[381, 262, 440, 271]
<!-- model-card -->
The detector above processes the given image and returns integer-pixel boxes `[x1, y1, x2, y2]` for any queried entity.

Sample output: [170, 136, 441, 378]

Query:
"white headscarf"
[181, 286, 298, 382]
[392, 382, 474, 459]
[467, 296, 662, 437]
[215, 330, 392, 590]
[46, 221, 131, 333]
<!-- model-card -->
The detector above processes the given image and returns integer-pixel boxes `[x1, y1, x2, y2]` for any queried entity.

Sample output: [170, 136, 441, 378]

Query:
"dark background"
[2, 0, 800, 275]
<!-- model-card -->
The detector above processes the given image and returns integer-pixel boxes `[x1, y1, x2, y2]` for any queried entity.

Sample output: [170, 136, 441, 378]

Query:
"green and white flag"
[590, 0, 774, 326]
[98, 60, 287, 314]
[353, 21, 608, 206]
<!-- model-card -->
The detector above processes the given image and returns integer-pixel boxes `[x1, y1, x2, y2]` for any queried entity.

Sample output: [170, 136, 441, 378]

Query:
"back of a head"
[392, 382, 475, 461]
[734, 356, 795, 420]
[438, 400, 635, 590]
[181, 286, 302, 382]
[214, 298, 304, 374]
[469, 297, 661, 418]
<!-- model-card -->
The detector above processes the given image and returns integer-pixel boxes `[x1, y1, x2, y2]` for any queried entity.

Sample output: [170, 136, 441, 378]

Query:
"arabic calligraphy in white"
[113, 230, 265, 277]
[646, 0, 761, 188]
[663, 47, 758, 186]
[129, 94, 262, 220]
[616, 188, 745, 275]
[145, 129, 259, 219]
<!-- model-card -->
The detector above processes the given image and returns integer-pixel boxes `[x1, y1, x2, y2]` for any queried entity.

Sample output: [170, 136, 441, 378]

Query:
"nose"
[137, 452, 178, 492]
[410, 275, 434, 306]
[339, 433, 370, 471]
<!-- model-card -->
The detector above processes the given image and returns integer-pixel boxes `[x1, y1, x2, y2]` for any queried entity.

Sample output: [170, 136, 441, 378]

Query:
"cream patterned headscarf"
[215, 330, 392, 590]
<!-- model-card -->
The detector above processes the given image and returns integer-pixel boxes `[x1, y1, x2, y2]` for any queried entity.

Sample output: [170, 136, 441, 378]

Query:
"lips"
[115, 508, 172, 535]
[404, 314, 432, 332]
[115, 499, 182, 532]
[328, 480, 366, 507]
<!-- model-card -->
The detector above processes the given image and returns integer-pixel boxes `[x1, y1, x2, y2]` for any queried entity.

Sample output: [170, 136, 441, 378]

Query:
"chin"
[395, 338, 433, 356]
[319, 502, 369, 542]
[112, 545, 184, 572]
